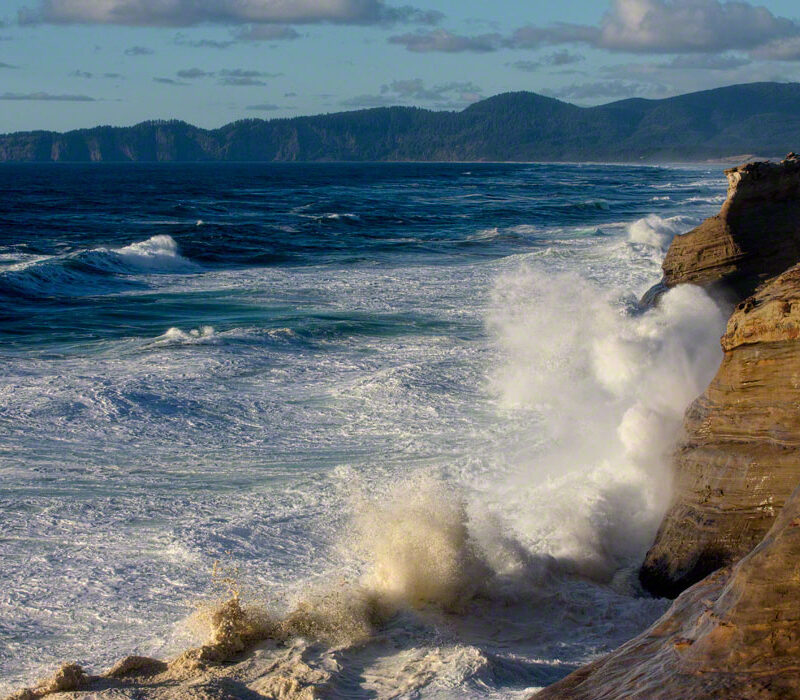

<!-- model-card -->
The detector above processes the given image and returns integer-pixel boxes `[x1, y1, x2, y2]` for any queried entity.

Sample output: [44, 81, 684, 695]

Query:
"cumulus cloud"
[0, 61, 19, 69]
[19, 0, 443, 27]
[752, 37, 800, 61]
[389, 29, 502, 53]
[507, 0, 800, 58]
[393, 1, 800, 64]
[0, 91, 95, 100]
[597, 0, 799, 53]
[124, 45, 153, 55]
[343, 78, 482, 109]
[70, 69, 125, 78]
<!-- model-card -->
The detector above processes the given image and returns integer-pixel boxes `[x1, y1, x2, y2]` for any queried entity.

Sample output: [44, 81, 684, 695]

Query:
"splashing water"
[485, 268, 726, 581]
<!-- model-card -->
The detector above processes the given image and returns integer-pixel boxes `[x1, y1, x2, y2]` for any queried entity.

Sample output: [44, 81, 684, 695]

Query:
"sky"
[3, 0, 800, 132]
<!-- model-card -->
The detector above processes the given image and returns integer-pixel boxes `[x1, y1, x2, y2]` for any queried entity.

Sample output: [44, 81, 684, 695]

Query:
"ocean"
[0, 162, 729, 697]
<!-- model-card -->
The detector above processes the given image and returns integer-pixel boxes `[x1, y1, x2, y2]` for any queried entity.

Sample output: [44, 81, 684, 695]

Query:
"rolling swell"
[0, 235, 198, 301]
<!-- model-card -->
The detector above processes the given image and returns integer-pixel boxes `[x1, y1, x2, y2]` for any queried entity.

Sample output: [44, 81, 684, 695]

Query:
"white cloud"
[19, 0, 442, 26]
[388, 1, 800, 64]
[508, 1, 800, 58]
[597, 0, 799, 53]
[752, 37, 800, 61]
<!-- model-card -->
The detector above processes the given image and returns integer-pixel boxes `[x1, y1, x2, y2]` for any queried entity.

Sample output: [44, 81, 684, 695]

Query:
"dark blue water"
[0, 162, 728, 697]
[0, 162, 720, 349]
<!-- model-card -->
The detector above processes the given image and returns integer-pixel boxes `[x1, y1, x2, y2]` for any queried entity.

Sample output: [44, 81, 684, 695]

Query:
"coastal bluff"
[640, 154, 800, 597]
[644, 153, 800, 304]
[640, 261, 800, 597]
[535, 156, 800, 697]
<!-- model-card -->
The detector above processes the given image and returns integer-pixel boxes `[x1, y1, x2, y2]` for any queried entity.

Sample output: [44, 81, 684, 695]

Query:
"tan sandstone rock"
[639, 262, 800, 597]
[535, 480, 800, 699]
[642, 153, 800, 305]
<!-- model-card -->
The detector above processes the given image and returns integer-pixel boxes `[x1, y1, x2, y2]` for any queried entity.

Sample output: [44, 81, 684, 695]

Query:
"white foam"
[150, 325, 216, 346]
[101, 235, 198, 274]
[486, 269, 726, 580]
[626, 214, 693, 250]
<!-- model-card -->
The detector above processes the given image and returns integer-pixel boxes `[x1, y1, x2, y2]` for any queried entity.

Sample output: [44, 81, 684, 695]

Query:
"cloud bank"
[388, 1, 800, 60]
[19, 0, 442, 26]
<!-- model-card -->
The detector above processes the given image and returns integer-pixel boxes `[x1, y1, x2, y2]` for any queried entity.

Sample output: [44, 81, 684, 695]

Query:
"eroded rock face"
[535, 482, 800, 700]
[640, 263, 800, 597]
[648, 153, 800, 304]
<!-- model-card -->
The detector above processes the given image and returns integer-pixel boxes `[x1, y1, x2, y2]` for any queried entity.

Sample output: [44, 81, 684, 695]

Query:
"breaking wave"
[0, 235, 197, 300]
[485, 269, 726, 580]
[626, 213, 694, 250]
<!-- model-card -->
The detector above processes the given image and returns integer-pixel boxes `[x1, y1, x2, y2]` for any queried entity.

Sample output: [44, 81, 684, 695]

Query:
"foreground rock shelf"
[536, 482, 800, 700]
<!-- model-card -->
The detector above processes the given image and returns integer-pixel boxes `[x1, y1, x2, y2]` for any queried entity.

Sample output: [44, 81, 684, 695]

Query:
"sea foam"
[485, 268, 726, 581]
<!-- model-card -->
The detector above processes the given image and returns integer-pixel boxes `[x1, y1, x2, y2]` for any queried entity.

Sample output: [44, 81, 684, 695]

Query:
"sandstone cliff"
[640, 262, 800, 597]
[536, 480, 800, 699]
[643, 153, 800, 304]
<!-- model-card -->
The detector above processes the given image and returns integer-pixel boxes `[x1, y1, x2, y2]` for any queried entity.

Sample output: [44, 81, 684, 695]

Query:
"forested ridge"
[2, 82, 799, 162]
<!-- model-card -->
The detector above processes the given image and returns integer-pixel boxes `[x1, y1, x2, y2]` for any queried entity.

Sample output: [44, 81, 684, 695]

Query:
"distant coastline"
[2, 81, 800, 164]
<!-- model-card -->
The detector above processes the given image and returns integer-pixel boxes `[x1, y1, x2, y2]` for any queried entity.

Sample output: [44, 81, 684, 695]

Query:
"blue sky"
[2, 0, 800, 132]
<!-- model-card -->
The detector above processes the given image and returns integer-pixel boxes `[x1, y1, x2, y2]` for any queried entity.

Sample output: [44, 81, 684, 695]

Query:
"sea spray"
[486, 268, 727, 582]
[0, 163, 729, 697]
[626, 214, 694, 251]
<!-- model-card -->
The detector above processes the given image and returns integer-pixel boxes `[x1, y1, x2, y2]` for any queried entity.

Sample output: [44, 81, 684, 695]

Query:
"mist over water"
[0, 162, 728, 697]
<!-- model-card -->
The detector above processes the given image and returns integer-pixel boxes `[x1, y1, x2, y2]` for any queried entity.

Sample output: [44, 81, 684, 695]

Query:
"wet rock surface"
[644, 154, 800, 305]
[640, 262, 800, 597]
[536, 482, 800, 699]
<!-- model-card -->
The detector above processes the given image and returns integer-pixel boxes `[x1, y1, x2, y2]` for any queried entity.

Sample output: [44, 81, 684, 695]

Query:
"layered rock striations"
[536, 481, 800, 700]
[649, 154, 800, 303]
[536, 157, 800, 696]
[640, 260, 800, 597]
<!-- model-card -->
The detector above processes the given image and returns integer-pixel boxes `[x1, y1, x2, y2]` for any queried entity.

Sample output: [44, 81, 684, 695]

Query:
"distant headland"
[1, 82, 800, 163]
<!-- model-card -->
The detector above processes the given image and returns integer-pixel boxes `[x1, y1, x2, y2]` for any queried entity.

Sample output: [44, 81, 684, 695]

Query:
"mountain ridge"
[2, 82, 799, 162]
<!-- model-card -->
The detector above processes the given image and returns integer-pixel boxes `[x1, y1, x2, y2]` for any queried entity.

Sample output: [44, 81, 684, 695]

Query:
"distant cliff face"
[659, 154, 800, 302]
[3, 83, 800, 163]
[535, 481, 800, 700]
